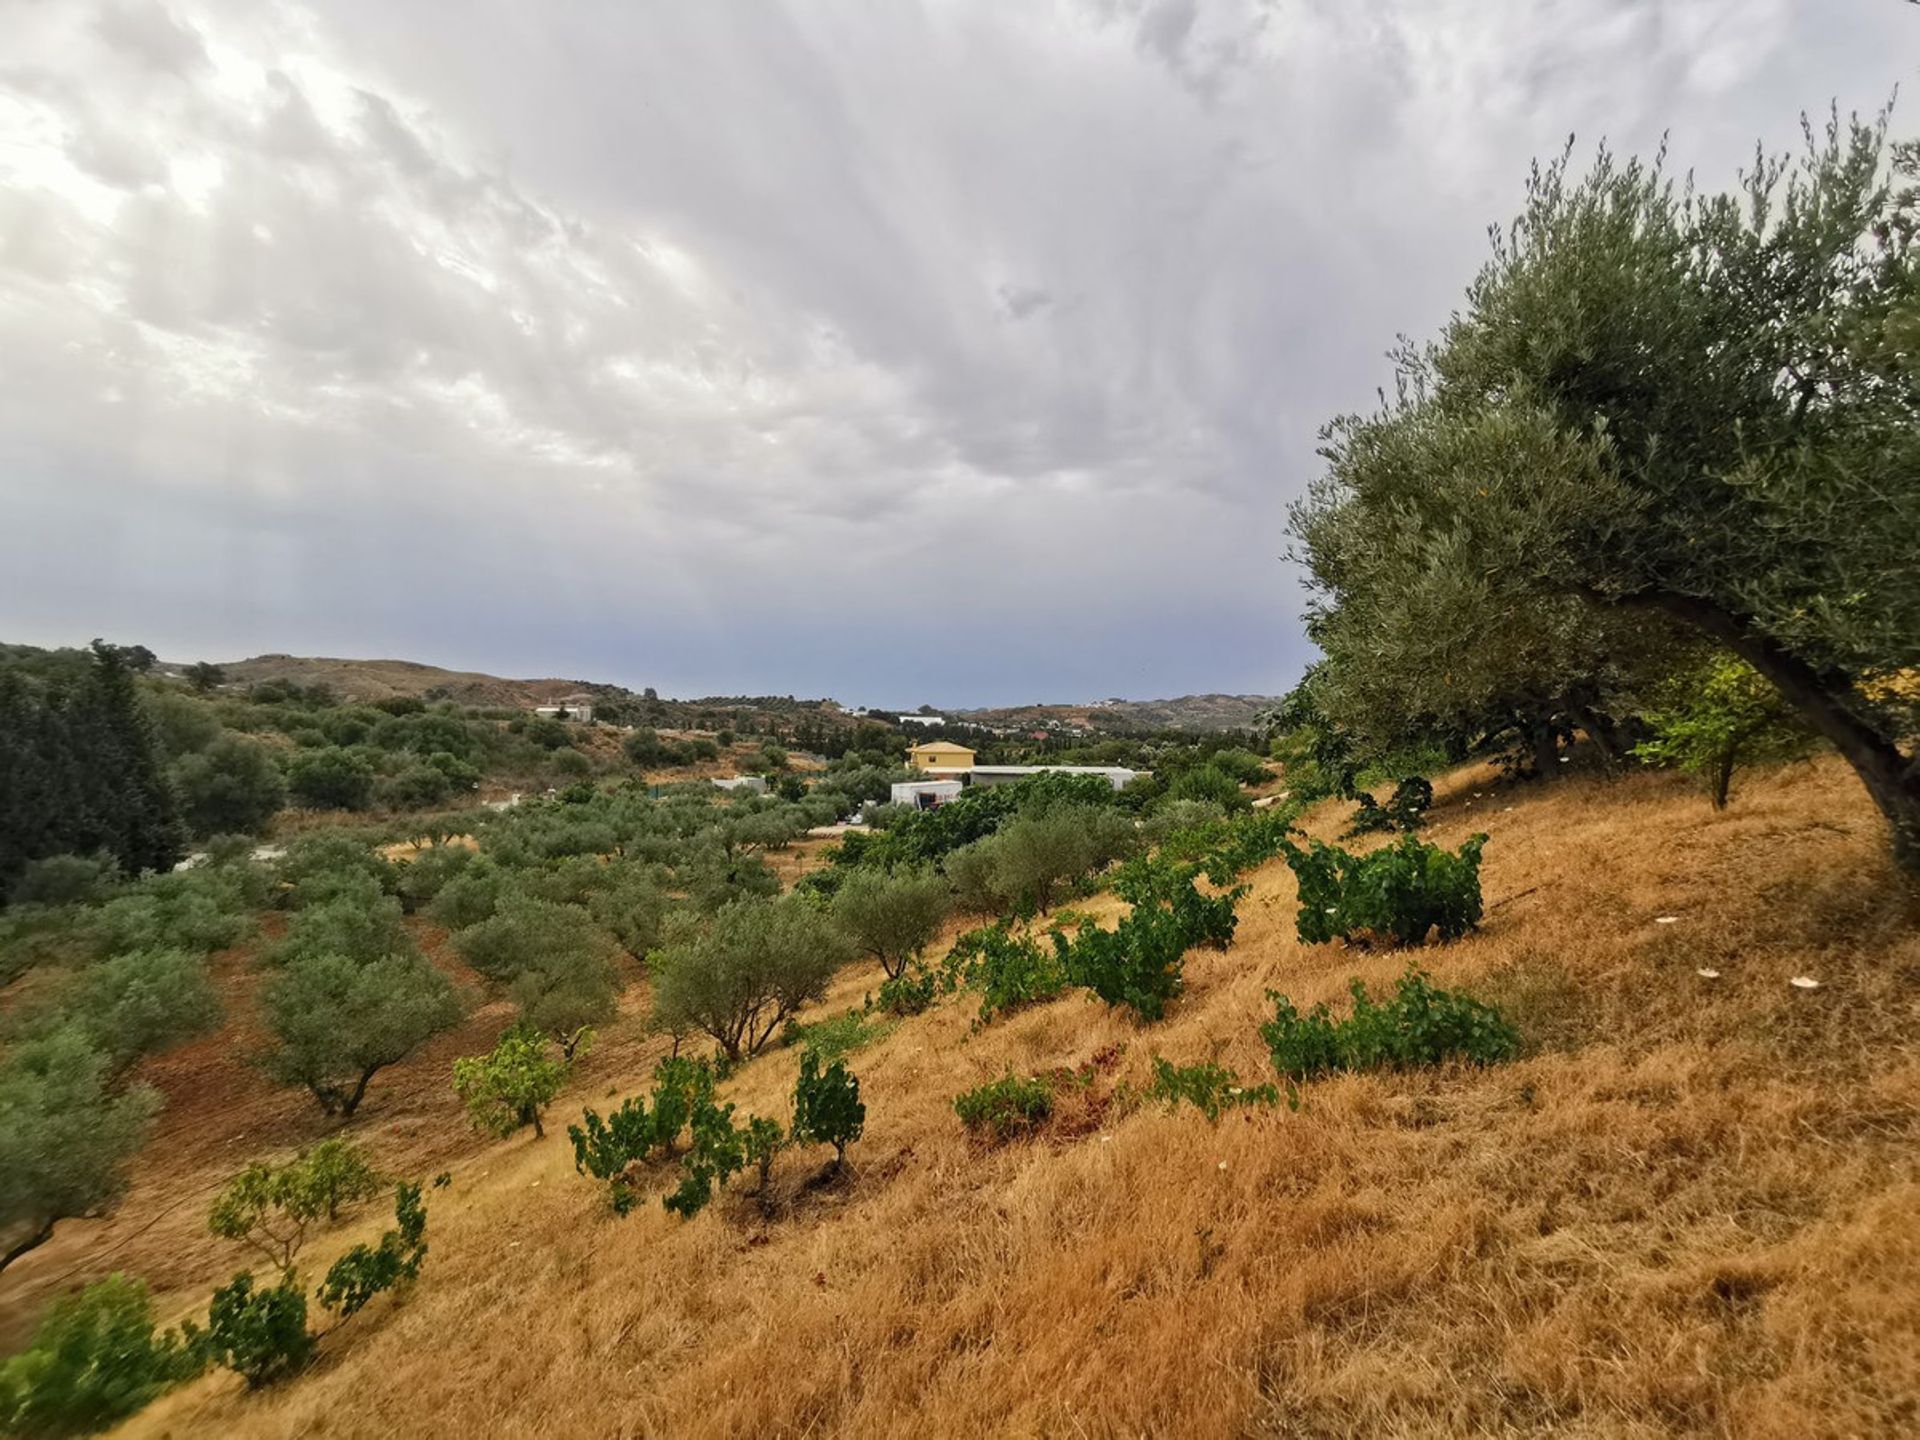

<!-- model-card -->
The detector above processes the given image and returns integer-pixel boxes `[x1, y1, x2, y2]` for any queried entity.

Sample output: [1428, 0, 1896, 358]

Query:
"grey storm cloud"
[0, 0, 1913, 706]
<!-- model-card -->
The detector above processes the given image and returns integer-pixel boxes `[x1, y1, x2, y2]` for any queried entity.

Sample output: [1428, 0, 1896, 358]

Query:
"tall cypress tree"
[0, 641, 185, 900]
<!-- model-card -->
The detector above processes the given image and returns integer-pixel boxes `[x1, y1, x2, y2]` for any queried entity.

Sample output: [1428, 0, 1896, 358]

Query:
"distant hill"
[951, 693, 1281, 735]
[212, 654, 603, 709]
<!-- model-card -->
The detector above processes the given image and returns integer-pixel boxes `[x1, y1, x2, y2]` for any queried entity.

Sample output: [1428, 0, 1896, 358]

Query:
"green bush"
[0, 1275, 203, 1437]
[9, 854, 120, 907]
[875, 962, 938, 1016]
[1280, 833, 1487, 947]
[1260, 969, 1519, 1080]
[1343, 776, 1434, 837]
[663, 1099, 747, 1218]
[1055, 858, 1239, 1021]
[1166, 763, 1250, 811]
[953, 1072, 1052, 1141]
[390, 842, 474, 913]
[568, 1057, 716, 1213]
[172, 735, 286, 837]
[284, 747, 376, 812]
[950, 924, 1069, 1023]
[314, 1182, 428, 1319]
[202, 1270, 312, 1388]
[782, 1009, 888, 1065]
[1142, 1057, 1276, 1120]
[791, 1051, 864, 1169]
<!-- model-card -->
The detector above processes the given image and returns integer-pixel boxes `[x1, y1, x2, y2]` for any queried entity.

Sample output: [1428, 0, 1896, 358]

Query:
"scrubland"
[48, 754, 1911, 1439]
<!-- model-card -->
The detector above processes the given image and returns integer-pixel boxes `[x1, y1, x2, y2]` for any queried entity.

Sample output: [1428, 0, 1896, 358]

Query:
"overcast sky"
[1, 2, 1912, 708]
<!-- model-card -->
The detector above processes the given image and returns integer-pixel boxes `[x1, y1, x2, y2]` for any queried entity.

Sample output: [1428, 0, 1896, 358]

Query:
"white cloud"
[0, 0, 1910, 702]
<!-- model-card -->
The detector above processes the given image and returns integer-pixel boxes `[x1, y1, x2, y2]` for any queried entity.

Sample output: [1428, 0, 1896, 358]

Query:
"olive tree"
[649, 897, 853, 1061]
[259, 951, 465, 1118]
[0, 1027, 160, 1274]
[831, 866, 952, 979]
[1296, 115, 1920, 865]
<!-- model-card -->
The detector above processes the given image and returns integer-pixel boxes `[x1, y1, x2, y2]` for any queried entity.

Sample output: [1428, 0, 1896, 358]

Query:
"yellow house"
[908, 740, 976, 771]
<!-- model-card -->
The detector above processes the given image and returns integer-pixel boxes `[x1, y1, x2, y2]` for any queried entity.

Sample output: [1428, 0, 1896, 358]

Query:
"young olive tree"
[207, 1138, 386, 1269]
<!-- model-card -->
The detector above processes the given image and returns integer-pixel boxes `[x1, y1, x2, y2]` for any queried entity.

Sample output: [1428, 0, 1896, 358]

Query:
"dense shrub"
[1260, 969, 1519, 1079]
[201, 1270, 312, 1388]
[172, 735, 286, 837]
[284, 747, 376, 812]
[950, 924, 1069, 1023]
[9, 854, 121, 908]
[1280, 833, 1487, 946]
[208, 1138, 386, 1269]
[791, 1051, 864, 1169]
[452, 1024, 572, 1138]
[781, 1009, 888, 1064]
[1165, 763, 1251, 811]
[569, 1057, 716, 1213]
[1055, 858, 1239, 1021]
[0, 1275, 203, 1437]
[953, 1072, 1052, 1141]
[875, 963, 938, 1016]
[662, 1099, 749, 1218]
[1344, 776, 1434, 837]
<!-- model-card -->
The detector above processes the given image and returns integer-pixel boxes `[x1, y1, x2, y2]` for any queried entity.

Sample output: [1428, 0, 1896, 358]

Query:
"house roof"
[909, 740, 975, 755]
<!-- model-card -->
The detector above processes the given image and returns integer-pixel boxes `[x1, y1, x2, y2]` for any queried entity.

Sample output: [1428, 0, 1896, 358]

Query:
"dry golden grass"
[63, 757, 1920, 1436]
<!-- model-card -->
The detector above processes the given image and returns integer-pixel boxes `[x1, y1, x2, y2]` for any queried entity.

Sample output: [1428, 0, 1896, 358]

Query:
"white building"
[532, 694, 596, 723]
[890, 778, 965, 810]
[712, 775, 769, 794]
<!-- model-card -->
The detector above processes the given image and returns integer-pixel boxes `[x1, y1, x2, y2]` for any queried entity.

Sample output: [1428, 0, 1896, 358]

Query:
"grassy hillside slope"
[118, 757, 1918, 1438]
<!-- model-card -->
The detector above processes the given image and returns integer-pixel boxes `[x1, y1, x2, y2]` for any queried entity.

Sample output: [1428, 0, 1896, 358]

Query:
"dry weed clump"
[10, 754, 1910, 1438]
